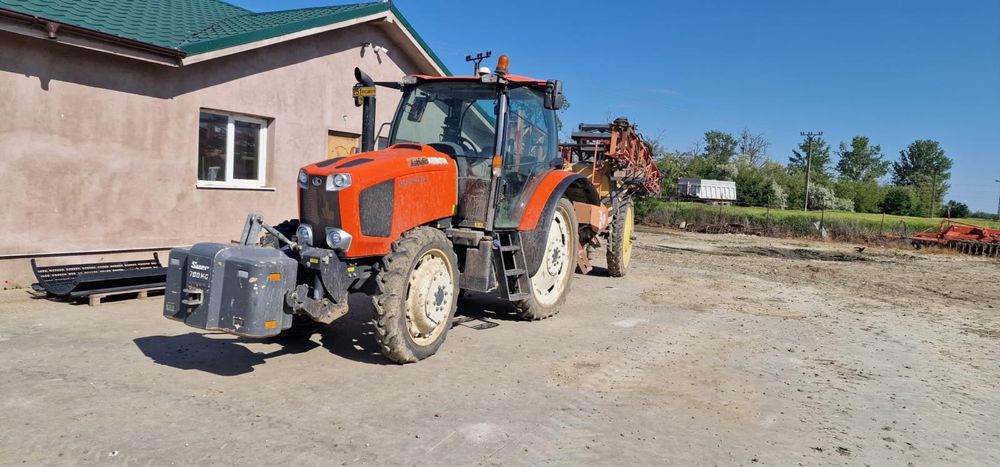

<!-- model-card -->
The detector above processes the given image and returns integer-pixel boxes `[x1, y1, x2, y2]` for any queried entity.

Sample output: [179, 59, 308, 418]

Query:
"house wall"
[0, 23, 428, 287]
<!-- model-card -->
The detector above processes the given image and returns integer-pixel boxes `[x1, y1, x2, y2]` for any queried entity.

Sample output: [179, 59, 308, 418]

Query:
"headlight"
[297, 169, 309, 189]
[296, 224, 314, 247]
[325, 227, 353, 251]
[326, 173, 352, 191]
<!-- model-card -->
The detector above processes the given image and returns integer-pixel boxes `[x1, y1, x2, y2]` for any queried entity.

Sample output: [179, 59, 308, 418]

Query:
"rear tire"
[515, 198, 578, 320]
[372, 227, 459, 363]
[606, 200, 635, 277]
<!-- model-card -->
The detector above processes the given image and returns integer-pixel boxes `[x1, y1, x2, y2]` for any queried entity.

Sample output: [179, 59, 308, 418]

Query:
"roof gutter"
[0, 7, 186, 60]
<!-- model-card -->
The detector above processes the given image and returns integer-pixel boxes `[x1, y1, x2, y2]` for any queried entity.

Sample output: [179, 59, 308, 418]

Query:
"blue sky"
[232, 0, 1000, 213]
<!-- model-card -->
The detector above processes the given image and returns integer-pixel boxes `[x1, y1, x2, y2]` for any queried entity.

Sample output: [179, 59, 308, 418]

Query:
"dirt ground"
[1, 228, 998, 465]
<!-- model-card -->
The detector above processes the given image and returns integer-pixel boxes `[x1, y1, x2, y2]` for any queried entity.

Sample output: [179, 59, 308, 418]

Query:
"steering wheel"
[458, 136, 478, 155]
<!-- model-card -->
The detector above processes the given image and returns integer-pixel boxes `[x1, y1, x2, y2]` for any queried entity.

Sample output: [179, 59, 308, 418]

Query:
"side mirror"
[407, 96, 428, 122]
[544, 80, 565, 110]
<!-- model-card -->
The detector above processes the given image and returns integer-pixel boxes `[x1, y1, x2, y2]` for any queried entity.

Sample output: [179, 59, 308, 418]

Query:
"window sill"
[196, 182, 276, 191]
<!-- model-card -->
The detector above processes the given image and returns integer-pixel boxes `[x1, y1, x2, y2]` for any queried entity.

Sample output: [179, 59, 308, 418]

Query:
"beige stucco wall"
[0, 22, 430, 287]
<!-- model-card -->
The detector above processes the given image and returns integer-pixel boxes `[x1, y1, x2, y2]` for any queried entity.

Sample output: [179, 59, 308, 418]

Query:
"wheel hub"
[405, 251, 453, 343]
[530, 206, 572, 306]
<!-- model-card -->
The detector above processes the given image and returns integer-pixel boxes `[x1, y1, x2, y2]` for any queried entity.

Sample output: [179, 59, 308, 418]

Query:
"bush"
[806, 185, 854, 212]
[833, 197, 855, 212]
[770, 181, 788, 209]
[834, 180, 884, 213]
[970, 210, 999, 221]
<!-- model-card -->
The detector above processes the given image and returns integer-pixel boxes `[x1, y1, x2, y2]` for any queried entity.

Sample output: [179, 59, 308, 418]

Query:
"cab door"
[493, 87, 560, 229]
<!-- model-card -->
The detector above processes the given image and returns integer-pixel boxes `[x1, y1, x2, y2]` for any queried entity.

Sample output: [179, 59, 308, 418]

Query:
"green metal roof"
[0, 0, 450, 73]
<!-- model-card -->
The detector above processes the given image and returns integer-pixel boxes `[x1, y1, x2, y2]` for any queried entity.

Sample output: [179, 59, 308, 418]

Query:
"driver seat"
[428, 142, 471, 178]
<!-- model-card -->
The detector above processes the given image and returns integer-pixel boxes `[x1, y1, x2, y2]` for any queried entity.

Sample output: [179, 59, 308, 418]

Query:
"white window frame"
[196, 110, 268, 189]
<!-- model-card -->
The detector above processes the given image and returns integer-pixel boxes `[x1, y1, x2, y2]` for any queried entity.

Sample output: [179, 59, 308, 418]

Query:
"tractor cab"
[381, 60, 565, 231]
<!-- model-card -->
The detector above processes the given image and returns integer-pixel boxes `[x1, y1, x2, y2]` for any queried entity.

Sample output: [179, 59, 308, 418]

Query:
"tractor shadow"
[316, 292, 521, 364]
[133, 332, 319, 376]
[134, 292, 523, 372]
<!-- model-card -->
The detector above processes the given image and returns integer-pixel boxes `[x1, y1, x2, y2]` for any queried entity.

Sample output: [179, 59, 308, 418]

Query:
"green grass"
[636, 199, 1000, 242]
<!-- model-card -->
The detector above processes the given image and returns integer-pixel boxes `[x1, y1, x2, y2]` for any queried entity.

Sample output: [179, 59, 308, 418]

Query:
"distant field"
[636, 199, 1000, 242]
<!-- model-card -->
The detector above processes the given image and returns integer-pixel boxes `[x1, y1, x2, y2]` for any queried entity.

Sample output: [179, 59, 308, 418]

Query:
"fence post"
[820, 207, 826, 239]
[766, 205, 771, 235]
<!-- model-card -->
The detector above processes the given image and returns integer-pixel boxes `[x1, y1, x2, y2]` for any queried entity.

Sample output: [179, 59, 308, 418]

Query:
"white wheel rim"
[405, 248, 454, 345]
[530, 207, 571, 306]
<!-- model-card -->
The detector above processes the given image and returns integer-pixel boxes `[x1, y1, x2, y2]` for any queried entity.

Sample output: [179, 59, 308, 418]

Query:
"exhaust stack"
[353, 67, 376, 153]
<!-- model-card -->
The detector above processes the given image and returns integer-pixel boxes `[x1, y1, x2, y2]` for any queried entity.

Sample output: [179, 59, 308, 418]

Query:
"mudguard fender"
[515, 171, 600, 276]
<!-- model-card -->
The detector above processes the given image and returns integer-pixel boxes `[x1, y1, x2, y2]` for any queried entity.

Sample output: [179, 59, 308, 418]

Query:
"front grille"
[300, 181, 340, 245]
[360, 179, 394, 237]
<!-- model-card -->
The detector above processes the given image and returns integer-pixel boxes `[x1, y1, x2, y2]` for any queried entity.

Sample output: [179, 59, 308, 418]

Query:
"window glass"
[233, 120, 261, 180]
[197, 111, 267, 187]
[494, 87, 559, 228]
[198, 113, 228, 181]
[391, 81, 498, 159]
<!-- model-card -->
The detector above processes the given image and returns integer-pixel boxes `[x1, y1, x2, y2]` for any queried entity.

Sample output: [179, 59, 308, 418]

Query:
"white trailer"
[678, 178, 737, 204]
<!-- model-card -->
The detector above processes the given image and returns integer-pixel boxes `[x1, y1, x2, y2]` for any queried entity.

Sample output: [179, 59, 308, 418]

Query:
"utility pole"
[800, 131, 823, 211]
[995, 179, 1000, 221]
[929, 170, 938, 218]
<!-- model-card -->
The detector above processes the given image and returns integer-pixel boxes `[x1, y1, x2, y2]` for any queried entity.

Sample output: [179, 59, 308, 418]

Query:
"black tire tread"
[514, 198, 578, 321]
[606, 201, 632, 278]
[371, 227, 456, 363]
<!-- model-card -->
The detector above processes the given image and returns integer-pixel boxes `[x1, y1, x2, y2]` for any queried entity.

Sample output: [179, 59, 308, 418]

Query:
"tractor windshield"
[390, 81, 499, 161]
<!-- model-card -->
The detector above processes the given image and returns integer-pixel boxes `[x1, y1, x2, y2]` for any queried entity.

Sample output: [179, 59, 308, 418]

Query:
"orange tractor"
[163, 55, 658, 363]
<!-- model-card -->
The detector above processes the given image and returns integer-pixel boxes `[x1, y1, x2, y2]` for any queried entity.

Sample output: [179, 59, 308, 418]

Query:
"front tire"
[372, 227, 459, 363]
[515, 197, 578, 320]
[606, 200, 634, 277]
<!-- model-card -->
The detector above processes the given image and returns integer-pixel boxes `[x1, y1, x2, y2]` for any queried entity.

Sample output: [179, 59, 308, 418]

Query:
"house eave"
[179, 10, 446, 76]
[0, 7, 184, 66]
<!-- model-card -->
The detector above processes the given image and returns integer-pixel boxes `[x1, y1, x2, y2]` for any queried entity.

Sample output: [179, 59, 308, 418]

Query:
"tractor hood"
[300, 143, 456, 180]
[297, 143, 458, 258]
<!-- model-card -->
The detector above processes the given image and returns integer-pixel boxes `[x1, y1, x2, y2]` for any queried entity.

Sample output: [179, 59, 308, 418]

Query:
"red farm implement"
[910, 219, 1000, 257]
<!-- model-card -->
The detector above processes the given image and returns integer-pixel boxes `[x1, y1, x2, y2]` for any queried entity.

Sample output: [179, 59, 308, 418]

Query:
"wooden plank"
[86, 286, 164, 307]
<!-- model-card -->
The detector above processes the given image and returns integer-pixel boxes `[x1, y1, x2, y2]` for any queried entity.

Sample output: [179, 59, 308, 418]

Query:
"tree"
[880, 186, 917, 215]
[940, 200, 970, 218]
[649, 137, 693, 195]
[891, 140, 952, 217]
[835, 136, 889, 182]
[737, 129, 769, 168]
[702, 130, 738, 166]
[735, 160, 786, 207]
[690, 130, 739, 180]
[788, 135, 833, 185]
